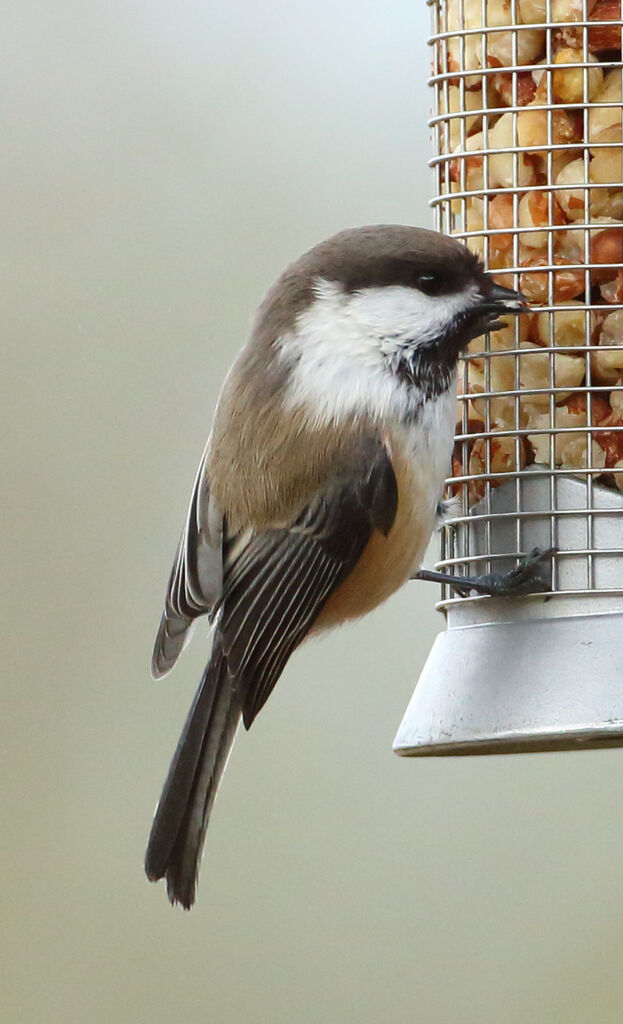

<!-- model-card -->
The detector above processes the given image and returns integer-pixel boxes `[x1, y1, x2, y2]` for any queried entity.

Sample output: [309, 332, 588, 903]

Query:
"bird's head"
[303, 224, 527, 355]
[251, 224, 528, 422]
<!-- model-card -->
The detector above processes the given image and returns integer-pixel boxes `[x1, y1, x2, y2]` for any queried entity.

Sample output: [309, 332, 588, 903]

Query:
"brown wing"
[214, 441, 397, 727]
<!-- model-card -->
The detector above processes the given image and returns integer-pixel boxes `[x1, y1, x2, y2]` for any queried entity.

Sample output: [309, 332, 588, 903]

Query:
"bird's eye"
[416, 274, 443, 296]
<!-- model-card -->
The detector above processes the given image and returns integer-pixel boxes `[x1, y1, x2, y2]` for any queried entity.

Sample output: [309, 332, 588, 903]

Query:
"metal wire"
[429, 0, 623, 607]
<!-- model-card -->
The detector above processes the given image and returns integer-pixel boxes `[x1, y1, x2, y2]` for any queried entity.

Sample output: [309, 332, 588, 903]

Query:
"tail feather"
[151, 608, 195, 680]
[145, 638, 242, 909]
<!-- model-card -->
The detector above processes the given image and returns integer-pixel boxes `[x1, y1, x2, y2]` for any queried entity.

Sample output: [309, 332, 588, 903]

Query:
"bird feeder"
[394, 0, 623, 754]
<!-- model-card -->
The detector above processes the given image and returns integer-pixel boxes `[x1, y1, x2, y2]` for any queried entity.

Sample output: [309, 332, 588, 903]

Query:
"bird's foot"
[414, 547, 556, 598]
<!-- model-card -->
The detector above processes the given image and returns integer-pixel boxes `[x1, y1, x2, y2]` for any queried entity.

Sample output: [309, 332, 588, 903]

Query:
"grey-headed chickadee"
[145, 224, 527, 908]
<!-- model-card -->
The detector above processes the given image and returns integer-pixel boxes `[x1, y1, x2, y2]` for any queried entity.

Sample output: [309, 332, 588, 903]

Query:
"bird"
[145, 224, 528, 908]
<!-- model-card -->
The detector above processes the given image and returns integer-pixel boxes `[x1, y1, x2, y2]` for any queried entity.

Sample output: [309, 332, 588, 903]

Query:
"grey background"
[4, 2, 623, 1022]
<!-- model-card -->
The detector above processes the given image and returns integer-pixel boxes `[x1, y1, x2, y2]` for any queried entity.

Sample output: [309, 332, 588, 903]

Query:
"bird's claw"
[470, 546, 556, 598]
[415, 546, 556, 598]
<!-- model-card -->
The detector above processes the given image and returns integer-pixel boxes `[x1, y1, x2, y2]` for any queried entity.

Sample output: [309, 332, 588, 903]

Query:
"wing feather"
[243, 552, 340, 722]
[151, 445, 224, 679]
[151, 435, 398, 725]
[213, 442, 398, 728]
[229, 542, 328, 675]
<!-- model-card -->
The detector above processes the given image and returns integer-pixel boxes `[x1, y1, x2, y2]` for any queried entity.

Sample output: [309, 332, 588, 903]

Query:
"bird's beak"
[477, 281, 530, 315]
[473, 281, 530, 334]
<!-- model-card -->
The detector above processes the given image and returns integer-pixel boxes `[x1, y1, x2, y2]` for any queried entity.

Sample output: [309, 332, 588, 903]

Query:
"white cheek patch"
[346, 282, 482, 351]
[279, 277, 477, 427]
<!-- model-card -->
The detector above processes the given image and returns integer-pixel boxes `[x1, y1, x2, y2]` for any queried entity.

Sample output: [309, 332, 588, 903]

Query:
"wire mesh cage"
[394, 0, 623, 755]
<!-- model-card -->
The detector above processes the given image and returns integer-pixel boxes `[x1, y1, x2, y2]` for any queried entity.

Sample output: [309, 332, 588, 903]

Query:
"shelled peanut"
[443, 0, 623, 498]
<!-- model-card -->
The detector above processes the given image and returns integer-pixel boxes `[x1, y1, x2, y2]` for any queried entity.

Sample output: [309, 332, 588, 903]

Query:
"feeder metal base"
[394, 609, 623, 755]
[395, 471, 623, 756]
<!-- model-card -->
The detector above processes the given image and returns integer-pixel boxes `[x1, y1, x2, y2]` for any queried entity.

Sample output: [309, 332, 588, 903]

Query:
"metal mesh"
[429, 0, 623, 606]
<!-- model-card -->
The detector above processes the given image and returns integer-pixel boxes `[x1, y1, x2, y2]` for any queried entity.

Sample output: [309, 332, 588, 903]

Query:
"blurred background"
[4, 1, 623, 1021]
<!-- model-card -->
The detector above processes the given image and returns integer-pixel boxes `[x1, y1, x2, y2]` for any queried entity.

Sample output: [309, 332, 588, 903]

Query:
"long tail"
[144, 637, 242, 909]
